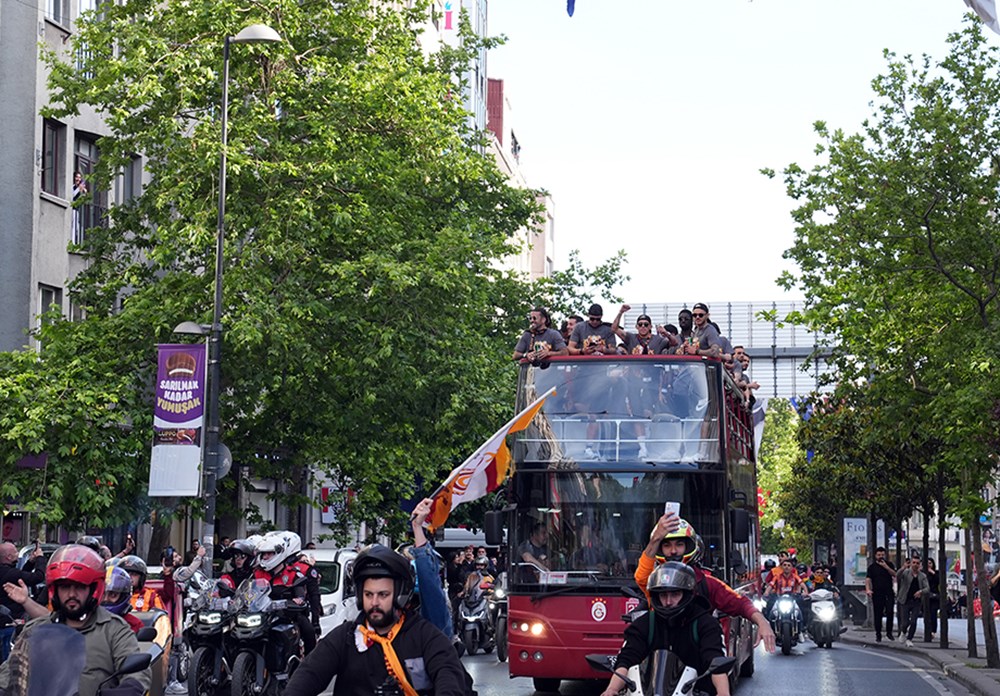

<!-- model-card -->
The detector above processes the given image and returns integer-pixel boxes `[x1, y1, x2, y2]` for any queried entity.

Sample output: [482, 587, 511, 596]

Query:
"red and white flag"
[427, 387, 555, 530]
[965, 0, 1000, 34]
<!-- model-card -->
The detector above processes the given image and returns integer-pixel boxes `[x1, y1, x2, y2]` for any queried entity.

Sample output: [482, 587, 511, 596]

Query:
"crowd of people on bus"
[514, 302, 761, 403]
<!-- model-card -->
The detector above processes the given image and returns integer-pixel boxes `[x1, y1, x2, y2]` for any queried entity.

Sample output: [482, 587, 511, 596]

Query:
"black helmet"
[763, 559, 776, 570]
[222, 539, 256, 559]
[75, 535, 102, 553]
[647, 561, 696, 621]
[118, 554, 148, 592]
[796, 563, 808, 575]
[352, 544, 414, 611]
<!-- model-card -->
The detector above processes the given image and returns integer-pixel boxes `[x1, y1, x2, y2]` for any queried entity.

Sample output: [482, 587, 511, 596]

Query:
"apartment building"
[0, 0, 145, 353]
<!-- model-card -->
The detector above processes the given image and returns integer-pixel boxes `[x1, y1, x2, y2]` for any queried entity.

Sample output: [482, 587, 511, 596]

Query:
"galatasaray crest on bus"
[427, 387, 555, 531]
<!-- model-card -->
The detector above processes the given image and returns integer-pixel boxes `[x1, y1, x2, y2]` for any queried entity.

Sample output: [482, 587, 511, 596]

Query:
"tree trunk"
[937, 477, 949, 649]
[923, 505, 932, 642]
[972, 516, 1000, 667]
[895, 522, 903, 569]
[966, 525, 978, 658]
[866, 510, 877, 628]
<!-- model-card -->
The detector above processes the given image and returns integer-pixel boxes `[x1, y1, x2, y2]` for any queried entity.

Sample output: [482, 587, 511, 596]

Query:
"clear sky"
[487, 0, 988, 306]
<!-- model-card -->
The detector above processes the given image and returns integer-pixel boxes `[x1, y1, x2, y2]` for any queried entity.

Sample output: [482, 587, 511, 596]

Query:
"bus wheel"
[532, 678, 560, 693]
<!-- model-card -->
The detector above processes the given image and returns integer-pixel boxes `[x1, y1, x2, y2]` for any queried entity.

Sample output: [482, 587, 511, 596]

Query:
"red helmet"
[47, 544, 106, 614]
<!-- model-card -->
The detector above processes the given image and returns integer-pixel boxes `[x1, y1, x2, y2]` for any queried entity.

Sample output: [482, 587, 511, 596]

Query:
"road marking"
[837, 644, 953, 695]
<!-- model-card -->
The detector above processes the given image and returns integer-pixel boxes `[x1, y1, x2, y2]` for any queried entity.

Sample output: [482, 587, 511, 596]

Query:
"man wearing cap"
[677, 303, 722, 358]
[568, 303, 618, 356]
[513, 307, 568, 362]
[611, 304, 673, 355]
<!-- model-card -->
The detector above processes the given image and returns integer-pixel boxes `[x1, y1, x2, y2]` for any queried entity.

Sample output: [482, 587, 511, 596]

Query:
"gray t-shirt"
[621, 332, 669, 355]
[570, 322, 617, 353]
[515, 328, 567, 355]
[692, 323, 722, 352]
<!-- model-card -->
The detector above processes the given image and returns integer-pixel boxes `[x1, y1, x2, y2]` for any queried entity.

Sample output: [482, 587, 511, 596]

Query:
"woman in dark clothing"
[925, 558, 940, 637]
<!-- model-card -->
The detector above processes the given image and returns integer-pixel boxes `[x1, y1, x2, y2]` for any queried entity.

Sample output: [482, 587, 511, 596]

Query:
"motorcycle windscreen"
[25, 623, 86, 696]
[642, 649, 686, 696]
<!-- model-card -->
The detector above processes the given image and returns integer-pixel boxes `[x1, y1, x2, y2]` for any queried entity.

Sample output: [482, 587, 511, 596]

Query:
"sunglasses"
[692, 312, 706, 318]
[588, 316, 602, 322]
[637, 321, 650, 327]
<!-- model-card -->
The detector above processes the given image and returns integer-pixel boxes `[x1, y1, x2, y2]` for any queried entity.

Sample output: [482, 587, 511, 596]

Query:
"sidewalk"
[840, 620, 1000, 696]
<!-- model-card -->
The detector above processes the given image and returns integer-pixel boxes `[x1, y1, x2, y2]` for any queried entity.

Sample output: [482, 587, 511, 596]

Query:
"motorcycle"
[586, 649, 735, 696]
[489, 573, 508, 663]
[769, 590, 805, 656]
[806, 588, 845, 649]
[228, 578, 304, 696]
[459, 581, 494, 657]
[185, 572, 236, 696]
[20, 622, 160, 696]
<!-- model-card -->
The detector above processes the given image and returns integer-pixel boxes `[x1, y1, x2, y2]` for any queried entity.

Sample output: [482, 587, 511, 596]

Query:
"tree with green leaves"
[0, 0, 626, 542]
[768, 15, 1000, 663]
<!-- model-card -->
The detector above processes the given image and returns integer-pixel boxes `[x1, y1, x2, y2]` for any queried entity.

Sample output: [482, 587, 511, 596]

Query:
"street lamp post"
[201, 23, 282, 577]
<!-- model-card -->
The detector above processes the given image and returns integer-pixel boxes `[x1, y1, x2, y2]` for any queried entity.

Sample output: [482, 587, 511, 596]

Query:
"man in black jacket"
[600, 562, 730, 696]
[0, 543, 44, 662]
[285, 544, 466, 696]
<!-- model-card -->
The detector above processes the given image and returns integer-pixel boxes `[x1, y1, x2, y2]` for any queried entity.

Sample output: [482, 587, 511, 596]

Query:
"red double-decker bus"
[485, 354, 759, 693]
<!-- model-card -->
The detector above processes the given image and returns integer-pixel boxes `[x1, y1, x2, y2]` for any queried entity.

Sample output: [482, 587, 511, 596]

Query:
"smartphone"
[664, 501, 681, 518]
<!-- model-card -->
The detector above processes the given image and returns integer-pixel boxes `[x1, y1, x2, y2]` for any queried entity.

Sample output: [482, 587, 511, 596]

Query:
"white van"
[308, 548, 360, 633]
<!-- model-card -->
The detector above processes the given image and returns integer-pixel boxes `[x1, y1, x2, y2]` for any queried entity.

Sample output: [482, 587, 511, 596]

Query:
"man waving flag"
[427, 387, 555, 531]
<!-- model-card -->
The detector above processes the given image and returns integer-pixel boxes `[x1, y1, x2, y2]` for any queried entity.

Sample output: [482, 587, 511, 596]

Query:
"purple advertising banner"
[149, 343, 206, 496]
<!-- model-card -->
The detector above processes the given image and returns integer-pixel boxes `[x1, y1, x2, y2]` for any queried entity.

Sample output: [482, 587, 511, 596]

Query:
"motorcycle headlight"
[489, 602, 496, 611]
[494, 589, 506, 599]
[816, 606, 836, 621]
[199, 612, 223, 625]
[777, 599, 794, 613]
[237, 613, 263, 628]
[753, 598, 766, 611]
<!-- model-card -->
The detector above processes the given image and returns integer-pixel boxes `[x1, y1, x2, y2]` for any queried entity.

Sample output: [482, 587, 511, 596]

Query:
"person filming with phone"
[0, 542, 45, 662]
[635, 509, 776, 653]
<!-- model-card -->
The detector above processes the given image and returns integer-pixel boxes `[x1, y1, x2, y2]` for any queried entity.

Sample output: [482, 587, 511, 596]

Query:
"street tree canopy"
[0, 0, 626, 534]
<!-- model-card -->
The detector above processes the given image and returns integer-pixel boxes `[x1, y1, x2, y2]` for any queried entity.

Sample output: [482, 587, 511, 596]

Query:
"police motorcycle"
[489, 572, 509, 663]
[459, 568, 494, 656]
[806, 588, 845, 649]
[185, 572, 237, 696]
[769, 588, 805, 656]
[227, 578, 304, 696]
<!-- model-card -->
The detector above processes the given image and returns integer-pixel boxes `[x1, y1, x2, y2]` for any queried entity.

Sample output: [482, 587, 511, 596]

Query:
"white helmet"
[256, 531, 303, 571]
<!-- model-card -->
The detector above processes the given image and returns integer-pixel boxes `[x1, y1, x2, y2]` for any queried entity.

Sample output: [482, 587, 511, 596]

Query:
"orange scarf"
[356, 616, 419, 696]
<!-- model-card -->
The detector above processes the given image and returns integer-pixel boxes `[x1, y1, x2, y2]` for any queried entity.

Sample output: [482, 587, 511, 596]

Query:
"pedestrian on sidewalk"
[924, 558, 941, 640]
[866, 546, 897, 642]
[896, 556, 930, 647]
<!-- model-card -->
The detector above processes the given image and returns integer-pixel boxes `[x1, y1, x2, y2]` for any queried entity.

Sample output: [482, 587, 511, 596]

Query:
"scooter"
[586, 649, 735, 696]
[807, 588, 846, 649]
[185, 572, 237, 696]
[769, 590, 805, 656]
[459, 583, 494, 657]
[228, 578, 304, 696]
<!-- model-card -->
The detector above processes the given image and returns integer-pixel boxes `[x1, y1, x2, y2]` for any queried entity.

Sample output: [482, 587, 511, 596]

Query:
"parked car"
[307, 548, 360, 634]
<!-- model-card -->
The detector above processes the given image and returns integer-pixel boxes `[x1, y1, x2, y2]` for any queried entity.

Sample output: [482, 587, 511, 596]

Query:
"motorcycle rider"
[284, 544, 467, 696]
[635, 514, 776, 652]
[119, 554, 165, 613]
[102, 566, 145, 634]
[601, 562, 730, 696]
[255, 531, 322, 654]
[0, 544, 151, 696]
[0, 542, 45, 661]
[764, 558, 806, 636]
[219, 538, 258, 589]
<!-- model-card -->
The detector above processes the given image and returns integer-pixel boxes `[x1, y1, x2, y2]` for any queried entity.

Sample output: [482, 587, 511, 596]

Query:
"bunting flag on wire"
[426, 387, 555, 531]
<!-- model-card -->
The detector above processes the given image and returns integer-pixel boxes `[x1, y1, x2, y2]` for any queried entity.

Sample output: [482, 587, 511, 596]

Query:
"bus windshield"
[515, 358, 721, 467]
[508, 470, 725, 591]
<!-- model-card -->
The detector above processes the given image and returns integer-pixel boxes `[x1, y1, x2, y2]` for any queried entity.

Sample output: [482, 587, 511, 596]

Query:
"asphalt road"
[460, 638, 976, 696]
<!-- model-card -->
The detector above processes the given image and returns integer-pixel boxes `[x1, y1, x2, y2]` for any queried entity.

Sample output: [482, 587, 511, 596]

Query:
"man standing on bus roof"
[611, 304, 673, 355]
[677, 303, 722, 358]
[513, 307, 568, 362]
[568, 304, 618, 355]
[635, 514, 776, 653]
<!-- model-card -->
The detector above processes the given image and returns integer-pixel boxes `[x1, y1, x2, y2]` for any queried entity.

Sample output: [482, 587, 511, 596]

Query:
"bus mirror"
[730, 509, 750, 544]
[484, 511, 504, 547]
